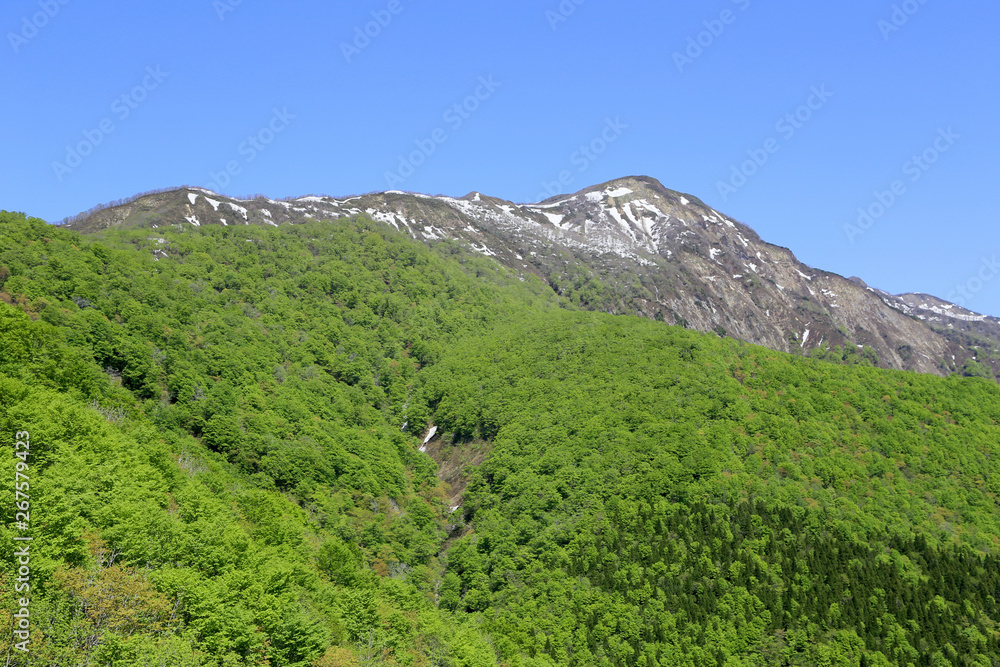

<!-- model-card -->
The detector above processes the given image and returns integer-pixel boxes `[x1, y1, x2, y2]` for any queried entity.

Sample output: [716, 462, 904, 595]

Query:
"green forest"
[0, 209, 998, 666]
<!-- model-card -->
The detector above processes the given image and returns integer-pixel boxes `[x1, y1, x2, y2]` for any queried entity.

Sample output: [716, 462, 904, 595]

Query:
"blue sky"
[2, 1, 998, 314]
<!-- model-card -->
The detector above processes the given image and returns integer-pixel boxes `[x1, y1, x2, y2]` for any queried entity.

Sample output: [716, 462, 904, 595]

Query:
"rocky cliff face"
[63, 175, 1000, 379]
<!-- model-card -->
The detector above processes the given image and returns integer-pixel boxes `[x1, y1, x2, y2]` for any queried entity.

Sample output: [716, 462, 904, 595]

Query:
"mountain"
[62, 176, 1000, 381]
[4, 207, 1000, 666]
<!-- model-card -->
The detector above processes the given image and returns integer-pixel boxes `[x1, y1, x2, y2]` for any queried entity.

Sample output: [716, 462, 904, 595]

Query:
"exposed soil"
[420, 428, 492, 510]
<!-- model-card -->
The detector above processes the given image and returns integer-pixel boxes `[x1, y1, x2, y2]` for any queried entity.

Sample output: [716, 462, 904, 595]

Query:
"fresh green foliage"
[0, 210, 549, 666]
[1, 209, 999, 666]
[420, 312, 1000, 666]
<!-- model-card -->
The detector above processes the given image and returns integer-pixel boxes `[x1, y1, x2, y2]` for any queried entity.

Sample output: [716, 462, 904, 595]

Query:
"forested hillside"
[61, 181, 1000, 381]
[1, 210, 999, 666]
[421, 314, 1000, 666]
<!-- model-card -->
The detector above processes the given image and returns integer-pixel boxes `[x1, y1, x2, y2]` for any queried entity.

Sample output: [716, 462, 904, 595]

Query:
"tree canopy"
[1, 209, 998, 666]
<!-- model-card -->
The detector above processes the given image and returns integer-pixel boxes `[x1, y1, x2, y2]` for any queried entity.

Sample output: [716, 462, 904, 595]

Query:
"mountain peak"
[60, 178, 1000, 380]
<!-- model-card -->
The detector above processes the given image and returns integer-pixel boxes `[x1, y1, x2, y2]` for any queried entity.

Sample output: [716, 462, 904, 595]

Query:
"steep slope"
[1, 210, 553, 666]
[6, 208, 1000, 666]
[61, 177, 1000, 380]
[420, 310, 1000, 666]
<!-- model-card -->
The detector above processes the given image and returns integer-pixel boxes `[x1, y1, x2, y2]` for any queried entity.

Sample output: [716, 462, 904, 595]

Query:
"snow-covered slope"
[63, 176, 1000, 379]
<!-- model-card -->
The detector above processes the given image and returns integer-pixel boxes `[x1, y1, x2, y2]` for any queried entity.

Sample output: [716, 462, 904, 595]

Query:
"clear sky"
[2, 1, 998, 314]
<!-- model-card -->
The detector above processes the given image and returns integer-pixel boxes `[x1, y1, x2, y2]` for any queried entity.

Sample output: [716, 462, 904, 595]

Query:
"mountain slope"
[61, 176, 1000, 380]
[1, 210, 553, 666]
[421, 309, 1000, 666]
[5, 209, 1000, 666]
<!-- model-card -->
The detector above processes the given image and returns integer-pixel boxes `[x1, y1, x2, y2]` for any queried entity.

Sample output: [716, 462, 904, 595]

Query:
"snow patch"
[634, 200, 667, 219]
[912, 302, 987, 323]
[605, 206, 630, 235]
[226, 202, 249, 220]
[470, 244, 497, 257]
[622, 203, 640, 226]
[711, 210, 736, 228]
[531, 198, 575, 208]
[366, 208, 401, 229]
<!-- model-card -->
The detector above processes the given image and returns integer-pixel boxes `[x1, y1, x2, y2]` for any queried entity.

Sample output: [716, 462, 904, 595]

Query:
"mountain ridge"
[60, 175, 1000, 381]
[5, 199, 1000, 665]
